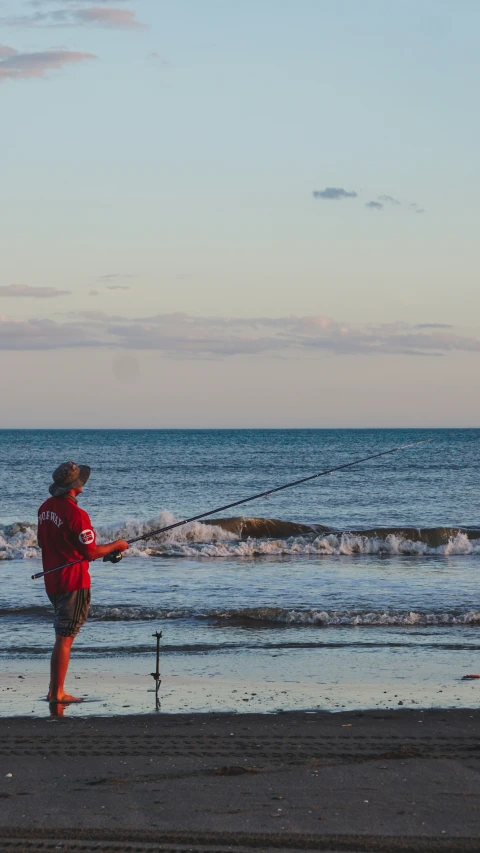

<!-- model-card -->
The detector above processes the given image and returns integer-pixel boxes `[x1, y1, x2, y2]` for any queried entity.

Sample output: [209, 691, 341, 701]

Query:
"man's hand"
[81, 539, 129, 561]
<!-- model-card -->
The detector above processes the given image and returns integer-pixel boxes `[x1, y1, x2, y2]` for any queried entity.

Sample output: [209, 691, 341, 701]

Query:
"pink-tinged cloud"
[74, 7, 146, 28]
[0, 44, 17, 58]
[0, 285, 71, 297]
[30, 0, 133, 5]
[0, 46, 96, 82]
[1, 312, 480, 356]
[3, 7, 146, 29]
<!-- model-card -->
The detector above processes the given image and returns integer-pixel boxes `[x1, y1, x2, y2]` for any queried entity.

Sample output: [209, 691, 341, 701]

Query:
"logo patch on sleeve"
[79, 529, 95, 545]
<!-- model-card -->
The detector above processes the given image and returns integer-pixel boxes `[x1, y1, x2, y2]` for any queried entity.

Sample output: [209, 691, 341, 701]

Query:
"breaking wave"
[90, 605, 480, 627]
[2, 513, 480, 561]
[2, 603, 480, 627]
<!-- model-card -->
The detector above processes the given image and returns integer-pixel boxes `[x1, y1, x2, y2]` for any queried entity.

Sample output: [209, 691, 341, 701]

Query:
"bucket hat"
[49, 461, 91, 497]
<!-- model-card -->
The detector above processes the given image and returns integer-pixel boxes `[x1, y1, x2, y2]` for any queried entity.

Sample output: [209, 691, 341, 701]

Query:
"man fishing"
[33, 440, 430, 705]
[38, 462, 129, 703]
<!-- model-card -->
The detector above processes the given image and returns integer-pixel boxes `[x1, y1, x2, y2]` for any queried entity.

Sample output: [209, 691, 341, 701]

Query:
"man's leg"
[47, 589, 90, 702]
[48, 635, 81, 702]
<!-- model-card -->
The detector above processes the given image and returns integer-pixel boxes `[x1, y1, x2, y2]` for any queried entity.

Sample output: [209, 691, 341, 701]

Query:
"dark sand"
[1, 709, 479, 852]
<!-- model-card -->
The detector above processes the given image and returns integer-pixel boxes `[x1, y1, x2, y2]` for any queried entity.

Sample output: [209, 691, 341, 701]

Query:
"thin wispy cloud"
[2, 6, 146, 29]
[378, 194, 401, 205]
[416, 323, 453, 329]
[0, 44, 95, 81]
[98, 273, 134, 281]
[0, 285, 70, 297]
[74, 7, 146, 29]
[106, 285, 130, 290]
[0, 317, 99, 348]
[30, 0, 134, 4]
[312, 187, 425, 214]
[0, 45, 17, 58]
[148, 51, 169, 66]
[1, 312, 479, 357]
[313, 187, 358, 200]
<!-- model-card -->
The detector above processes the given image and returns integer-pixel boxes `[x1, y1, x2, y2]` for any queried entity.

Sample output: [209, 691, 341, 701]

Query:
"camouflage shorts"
[48, 588, 91, 638]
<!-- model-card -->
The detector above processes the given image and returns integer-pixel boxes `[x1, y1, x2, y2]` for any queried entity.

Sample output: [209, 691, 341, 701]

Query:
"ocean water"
[1, 428, 480, 712]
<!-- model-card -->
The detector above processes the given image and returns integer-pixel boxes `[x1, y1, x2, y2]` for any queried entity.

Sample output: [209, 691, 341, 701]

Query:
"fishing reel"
[103, 550, 123, 564]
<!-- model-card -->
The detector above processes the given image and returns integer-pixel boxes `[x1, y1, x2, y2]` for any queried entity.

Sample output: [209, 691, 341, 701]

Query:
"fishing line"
[32, 437, 431, 581]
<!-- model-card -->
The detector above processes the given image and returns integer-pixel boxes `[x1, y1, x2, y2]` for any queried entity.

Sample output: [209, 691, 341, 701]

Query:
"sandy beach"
[1, 708, 479, 852]
[2, 656, 480, 717]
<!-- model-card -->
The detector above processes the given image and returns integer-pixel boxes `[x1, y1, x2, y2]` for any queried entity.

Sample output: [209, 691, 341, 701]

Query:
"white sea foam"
[141, 530, 480, 558]
[87, 605, 480, 626]
[0, 523, 38, 560]
[2, 602, 479, 626]
[1, 514, 480, 560]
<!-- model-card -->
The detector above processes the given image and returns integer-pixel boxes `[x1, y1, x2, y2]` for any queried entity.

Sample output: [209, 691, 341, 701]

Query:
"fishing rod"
[32, 437, 431, 581]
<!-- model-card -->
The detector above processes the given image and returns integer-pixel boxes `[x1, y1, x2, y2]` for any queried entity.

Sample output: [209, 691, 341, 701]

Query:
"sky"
[1, 0, 479, 427]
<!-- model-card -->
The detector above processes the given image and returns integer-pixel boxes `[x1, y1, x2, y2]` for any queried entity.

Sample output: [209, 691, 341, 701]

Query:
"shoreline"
[1, 709, 479, 850]
[2, 656, 480, 718]
[1, 706, 480, 723]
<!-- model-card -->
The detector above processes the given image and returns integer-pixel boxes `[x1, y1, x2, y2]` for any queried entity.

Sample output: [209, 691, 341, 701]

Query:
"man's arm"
[78, 539, 129, 562]
[69, 505, 129, 562]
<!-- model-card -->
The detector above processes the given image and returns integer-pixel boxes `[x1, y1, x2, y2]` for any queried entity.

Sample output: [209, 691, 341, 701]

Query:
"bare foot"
[47, 692, 83, 703]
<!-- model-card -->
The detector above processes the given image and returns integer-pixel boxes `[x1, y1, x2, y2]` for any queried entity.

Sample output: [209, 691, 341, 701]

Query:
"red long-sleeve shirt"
[37, 496, 96, 594]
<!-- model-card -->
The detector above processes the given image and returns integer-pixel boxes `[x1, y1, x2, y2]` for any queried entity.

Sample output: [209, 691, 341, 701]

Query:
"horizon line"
[0, 426, 477, 432]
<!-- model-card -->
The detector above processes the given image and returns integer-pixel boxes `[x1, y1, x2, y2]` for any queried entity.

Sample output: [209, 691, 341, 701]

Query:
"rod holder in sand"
[151, 631, 162, 711]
